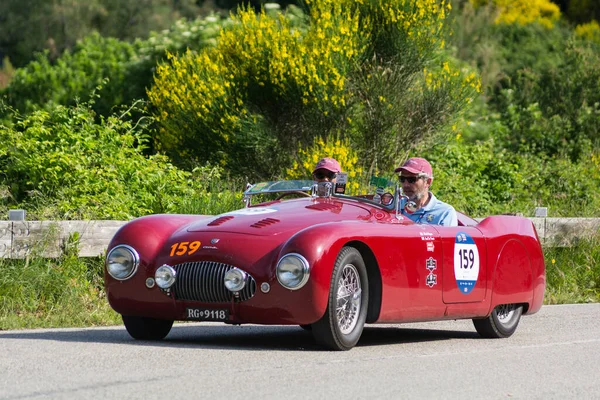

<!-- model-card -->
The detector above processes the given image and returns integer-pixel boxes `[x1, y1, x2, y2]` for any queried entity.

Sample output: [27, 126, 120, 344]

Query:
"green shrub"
[2, 34, 137, 116]
[1, 15, 230, 118]
[0, 101, 224, 220]
[497, 42, 600, 160]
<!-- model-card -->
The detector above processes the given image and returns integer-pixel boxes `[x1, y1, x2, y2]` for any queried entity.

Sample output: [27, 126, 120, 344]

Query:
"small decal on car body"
[427, 242, 434, 252]
[426, 273, 437, 287]
[420, 231, 435, 241]
[454, 232, 480, 294]
[426, 257, 437, 287]
[170, 241, 201, 256]
[426, 257, 437, 271]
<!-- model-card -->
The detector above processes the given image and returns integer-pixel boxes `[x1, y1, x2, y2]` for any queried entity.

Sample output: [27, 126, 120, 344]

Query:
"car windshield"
[244, 180, 315, 195]
[244, 179, 397, 210]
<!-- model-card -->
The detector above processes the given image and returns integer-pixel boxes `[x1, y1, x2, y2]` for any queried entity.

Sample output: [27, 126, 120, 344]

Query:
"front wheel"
[473, 304, 523, 338]
[122, 315, 174, 340]
[312, 247, 369, 351]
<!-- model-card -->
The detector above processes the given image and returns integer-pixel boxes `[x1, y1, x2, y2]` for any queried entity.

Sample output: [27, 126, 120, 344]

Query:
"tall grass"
[544, 233, 600, 304]
[0, 233, 119, 330]
[175, 181, 244, 215]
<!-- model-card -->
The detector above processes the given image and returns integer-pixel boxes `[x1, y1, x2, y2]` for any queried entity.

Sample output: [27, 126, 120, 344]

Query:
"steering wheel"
[275, 191, 312, 200]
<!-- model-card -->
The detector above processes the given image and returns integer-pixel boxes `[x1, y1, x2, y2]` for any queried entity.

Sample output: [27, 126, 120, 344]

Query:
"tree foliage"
[0, 0, 219, 68]
[1, 15, 229, 117]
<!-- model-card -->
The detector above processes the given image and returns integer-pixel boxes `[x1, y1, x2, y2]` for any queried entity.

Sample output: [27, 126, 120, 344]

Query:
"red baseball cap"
[313, 157, 341, 174]
[394, 157, 433, 177]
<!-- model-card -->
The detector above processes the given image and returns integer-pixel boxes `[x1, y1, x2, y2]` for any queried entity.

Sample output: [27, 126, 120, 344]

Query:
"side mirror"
[381, 193, 394, 206]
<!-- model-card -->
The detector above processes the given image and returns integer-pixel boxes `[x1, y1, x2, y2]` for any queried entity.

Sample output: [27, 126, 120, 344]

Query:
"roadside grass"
[1, 227, 597, 330]
[0, 234, 120, 330]
[544, 232, 600, 304]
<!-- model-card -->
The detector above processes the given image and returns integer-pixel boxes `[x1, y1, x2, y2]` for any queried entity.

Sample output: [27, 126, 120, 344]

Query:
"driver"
[395, 157, 457, 226]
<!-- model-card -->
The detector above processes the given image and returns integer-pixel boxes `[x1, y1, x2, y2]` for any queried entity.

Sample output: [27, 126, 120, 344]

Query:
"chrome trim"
[172, 261, 256, 302]
[224, 267, 247, 292]
[155, 264, 177, 289]
[106, 244, 140, 281]
[276, 253, 310, 290]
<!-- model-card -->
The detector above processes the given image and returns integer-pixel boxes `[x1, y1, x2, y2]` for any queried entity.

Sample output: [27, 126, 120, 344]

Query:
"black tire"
[122, 315, 174, 340]
[473, 304, 523, 338]
[312, 247, 369, 351]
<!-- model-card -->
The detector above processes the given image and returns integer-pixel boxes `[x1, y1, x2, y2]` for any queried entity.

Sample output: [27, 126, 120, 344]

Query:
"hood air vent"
[305, 203, 341, 211]
[207, 215, 234, 226]
[250, 218, 280, 229]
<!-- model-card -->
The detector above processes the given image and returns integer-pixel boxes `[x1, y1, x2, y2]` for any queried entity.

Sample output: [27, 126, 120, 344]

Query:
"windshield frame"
[243, 180, 397, 211]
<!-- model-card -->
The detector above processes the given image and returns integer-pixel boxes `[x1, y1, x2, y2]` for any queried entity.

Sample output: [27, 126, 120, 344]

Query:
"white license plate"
[185, 308, 229, 321]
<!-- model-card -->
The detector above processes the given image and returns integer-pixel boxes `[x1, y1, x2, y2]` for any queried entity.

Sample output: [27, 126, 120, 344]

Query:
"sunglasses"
[314, 171, 337, 180]
[399, 176, 420, 184]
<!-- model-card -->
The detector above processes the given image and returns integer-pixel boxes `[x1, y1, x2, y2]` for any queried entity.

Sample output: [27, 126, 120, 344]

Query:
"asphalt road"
[1, 303, 599, 399]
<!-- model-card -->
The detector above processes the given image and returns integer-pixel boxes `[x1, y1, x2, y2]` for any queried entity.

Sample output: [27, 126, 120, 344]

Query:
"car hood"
[186, 198, 374, 236]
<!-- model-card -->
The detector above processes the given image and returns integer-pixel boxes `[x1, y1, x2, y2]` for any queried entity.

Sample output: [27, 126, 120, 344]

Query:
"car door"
[376, 223, 446, 321]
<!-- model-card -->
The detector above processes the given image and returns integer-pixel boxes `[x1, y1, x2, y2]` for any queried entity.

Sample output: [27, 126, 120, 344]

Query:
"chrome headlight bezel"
[155, 265, 177, 289]
[276, 253, 310, 290]
[106, 244, 140, 281]
[224, 267, 247, 292]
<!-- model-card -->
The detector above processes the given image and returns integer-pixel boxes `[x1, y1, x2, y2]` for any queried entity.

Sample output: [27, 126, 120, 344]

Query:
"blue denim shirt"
[400, 192, 458, 226]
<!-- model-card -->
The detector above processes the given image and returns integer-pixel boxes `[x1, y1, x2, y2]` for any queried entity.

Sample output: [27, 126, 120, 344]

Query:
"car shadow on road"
[0, 323, 479, 351]
[358, 326, 479, 347]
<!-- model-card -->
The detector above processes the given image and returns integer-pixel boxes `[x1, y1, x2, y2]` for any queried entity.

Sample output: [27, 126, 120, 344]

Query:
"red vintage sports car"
[105, 179, 545, 350]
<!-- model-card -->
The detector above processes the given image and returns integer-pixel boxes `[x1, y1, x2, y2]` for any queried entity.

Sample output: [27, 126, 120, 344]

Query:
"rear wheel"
[122, 315, 173, 340]
[312, 247, 368, 351]
[473, 304, 523, 338]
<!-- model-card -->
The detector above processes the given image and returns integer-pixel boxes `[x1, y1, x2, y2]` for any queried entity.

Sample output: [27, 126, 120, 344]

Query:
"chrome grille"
[172, 261, 256, 303]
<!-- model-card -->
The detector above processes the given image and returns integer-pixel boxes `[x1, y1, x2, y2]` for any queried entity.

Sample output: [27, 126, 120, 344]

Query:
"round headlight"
[106, 245, 139, 280]
[276, 253, 310, 290]
[155, 265, 177, 289]
[224, 268, 247, 292]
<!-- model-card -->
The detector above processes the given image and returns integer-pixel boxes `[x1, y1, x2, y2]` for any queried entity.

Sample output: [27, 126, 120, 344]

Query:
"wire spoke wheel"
[473, 303, 523, 338]
[496, 304, 516, 323]
[312, 247, 368, 351]
[335, 264, 361, 334]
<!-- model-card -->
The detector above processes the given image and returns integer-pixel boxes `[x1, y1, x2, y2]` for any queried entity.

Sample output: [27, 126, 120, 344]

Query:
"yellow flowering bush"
[362, 0, 452, 51]
[470, 0, 561, 28]
[218, 2, 365, 113]
[285, 135, 363, 194]
[575, 20, 600, 43]
[148, 3, 365, 170]
[423, 60, 482, 101]
[148, 0, 470, 178]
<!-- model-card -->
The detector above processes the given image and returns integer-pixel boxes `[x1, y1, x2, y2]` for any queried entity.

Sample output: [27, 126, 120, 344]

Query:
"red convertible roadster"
[105, 179, 545, 350]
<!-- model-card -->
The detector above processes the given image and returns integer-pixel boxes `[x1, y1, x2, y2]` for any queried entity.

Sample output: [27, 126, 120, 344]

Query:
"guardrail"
[0, 218, 599, 259]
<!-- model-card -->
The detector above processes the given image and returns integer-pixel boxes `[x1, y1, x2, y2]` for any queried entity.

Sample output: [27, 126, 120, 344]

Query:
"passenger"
[312, 157, 341, 197]
[312, 157, 341, 184]
[395, 157, 458, 226]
